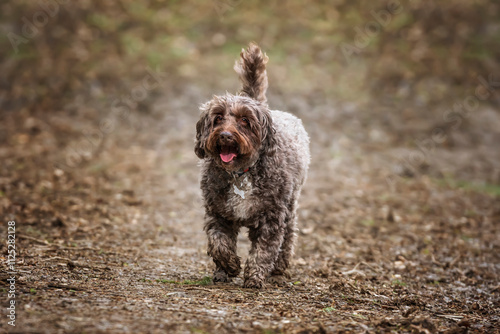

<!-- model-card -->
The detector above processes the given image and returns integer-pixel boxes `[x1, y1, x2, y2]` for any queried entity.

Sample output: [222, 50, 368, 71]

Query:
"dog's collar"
[232, 167, 250, 178]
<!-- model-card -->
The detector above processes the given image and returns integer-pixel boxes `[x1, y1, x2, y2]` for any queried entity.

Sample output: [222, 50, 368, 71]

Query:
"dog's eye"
[214, 115, 223, 124]
[241, 117, 249, 126]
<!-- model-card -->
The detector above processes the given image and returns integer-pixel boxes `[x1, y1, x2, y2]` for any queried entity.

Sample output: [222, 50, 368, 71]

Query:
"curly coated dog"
[194, 43, 310, 288]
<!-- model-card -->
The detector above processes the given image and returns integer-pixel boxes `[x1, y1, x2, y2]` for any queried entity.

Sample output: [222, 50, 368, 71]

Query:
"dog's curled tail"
[234, 42, 269, 105]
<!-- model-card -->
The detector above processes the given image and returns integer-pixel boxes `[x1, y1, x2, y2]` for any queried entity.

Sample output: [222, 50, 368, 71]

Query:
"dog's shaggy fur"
[195, 43, 310, 288]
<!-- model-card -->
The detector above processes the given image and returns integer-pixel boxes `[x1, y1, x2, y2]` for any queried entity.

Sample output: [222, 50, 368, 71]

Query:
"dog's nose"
[220, 131, 233, 142]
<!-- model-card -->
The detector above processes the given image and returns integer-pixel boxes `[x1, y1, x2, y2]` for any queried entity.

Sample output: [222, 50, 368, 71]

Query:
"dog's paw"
[225, 259, 241, 278]
[243, 277, 264, 289]
[213, 270, 231, 284]
[267, 275, 288, 287]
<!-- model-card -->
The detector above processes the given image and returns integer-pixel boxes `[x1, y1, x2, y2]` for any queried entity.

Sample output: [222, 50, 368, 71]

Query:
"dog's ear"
[234, 42, 269, 105]
[259, 109, 277, 157]
[194, 102, 211, 159]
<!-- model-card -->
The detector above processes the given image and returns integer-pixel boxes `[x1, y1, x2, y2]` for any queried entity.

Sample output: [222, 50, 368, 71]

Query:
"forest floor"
[1, 70, 500, 333]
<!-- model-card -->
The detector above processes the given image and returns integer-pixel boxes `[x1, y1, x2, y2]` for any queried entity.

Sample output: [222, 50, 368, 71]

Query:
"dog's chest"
[226, 174, 254, 220]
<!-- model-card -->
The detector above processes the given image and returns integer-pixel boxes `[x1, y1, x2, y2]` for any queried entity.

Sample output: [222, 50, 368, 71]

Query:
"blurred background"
[1, 1, 499, 332]
[2, 0, 500, 184]
[2, 0, 500, 109]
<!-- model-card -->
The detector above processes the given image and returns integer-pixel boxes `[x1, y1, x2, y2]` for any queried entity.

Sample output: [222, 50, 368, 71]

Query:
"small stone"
[394, 261, 406, 270]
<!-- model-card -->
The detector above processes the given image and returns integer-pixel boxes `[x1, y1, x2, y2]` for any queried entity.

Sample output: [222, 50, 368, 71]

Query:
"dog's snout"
[219, 131, 234, 142]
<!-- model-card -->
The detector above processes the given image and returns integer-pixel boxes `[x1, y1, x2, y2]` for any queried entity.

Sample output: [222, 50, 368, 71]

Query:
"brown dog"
[194, 43, 310, 288]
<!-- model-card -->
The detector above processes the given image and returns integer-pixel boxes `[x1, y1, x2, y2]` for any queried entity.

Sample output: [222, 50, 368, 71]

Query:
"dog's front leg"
[204, 215, 241, 283]
[244, 221, 285, 288]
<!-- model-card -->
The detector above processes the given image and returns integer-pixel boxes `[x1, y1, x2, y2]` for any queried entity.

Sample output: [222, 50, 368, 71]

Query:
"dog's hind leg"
[268, 208, 297, 286]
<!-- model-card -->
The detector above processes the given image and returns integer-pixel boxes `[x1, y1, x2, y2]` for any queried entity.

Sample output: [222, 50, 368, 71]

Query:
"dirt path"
[1, 85, 499, 333]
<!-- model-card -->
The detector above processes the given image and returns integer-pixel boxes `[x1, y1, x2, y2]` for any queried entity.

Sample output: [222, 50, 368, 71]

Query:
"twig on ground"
[18, 234, 100, 251]
[342, 263, 367, 277]
[41, 256, 73, 262]
[18, 234, 50, 245]
[436, 314, 464, 321]
[47, 283, 87, 291]
[184, 287, 214, 292]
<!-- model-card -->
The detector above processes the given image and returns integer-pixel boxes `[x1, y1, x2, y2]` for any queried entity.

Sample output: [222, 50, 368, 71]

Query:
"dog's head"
[195, 95, 274, 171]
[194, 43, 276, 172]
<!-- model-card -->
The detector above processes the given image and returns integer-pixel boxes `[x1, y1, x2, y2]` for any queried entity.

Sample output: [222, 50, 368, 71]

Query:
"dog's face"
[195, 94, 273, 172]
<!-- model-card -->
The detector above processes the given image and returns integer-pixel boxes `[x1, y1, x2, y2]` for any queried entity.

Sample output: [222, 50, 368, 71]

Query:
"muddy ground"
[1, 69, 499, 334]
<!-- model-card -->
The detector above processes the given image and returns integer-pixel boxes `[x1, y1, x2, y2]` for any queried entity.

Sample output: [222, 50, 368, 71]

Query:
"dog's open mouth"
[219, 145, 238, 163]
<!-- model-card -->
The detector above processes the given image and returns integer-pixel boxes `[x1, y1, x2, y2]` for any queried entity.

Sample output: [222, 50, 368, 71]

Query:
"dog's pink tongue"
[220, 152, 236, 163]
